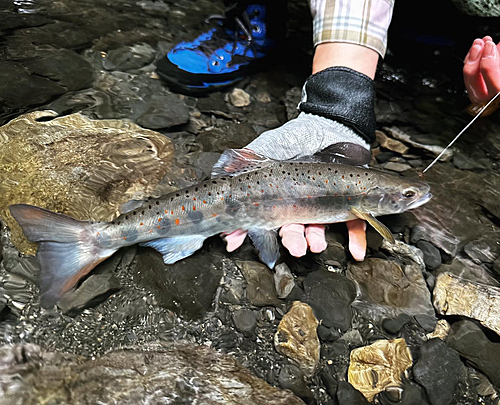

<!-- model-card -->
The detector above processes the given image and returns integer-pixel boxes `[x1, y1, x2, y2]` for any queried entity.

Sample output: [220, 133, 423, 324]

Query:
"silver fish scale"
[97, 162, 382, 248]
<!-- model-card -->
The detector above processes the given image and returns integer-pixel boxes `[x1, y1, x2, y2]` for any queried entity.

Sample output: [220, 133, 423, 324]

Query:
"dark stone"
[236, 261, 281, 306]
[375, 379, 430, 405]
[317, 325, 341, 342]
[102, 44, 155, 71]
[366, 226, 383, 250]
[232, 309, 258, 337]
[382, 313, 412, 335]
[416, 240, 442, 269]
[0, 60, 66, 110]
[413, 339, 464, 405]
[320, 370, 339, 401]
[375, 151, 395, 163]
[337, 381, 370, 405]
[278, 364, 313, 401]
[196, 122, 257, 153]
[134, 247, 223, 320]
[302, 270, 356, 331]
[136, 93, 190, 129]
[446, 320, 500, 387]
[21, 49, 94, 92]
[413, 315, 437, 332]
[410, 225, 426, 244]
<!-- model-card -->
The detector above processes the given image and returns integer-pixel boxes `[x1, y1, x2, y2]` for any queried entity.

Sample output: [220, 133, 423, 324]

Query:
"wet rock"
[348, 338, 413, 401]
[376, 130, 409, 154]
[0, 60, 67, 112]
[376, 380, 430, 405]
[229, 88, 251, 107]
[274, 301, 320, 377]
[278, 364, 313, 401]
[302, 269, 356, 331]
[425, 319, 451, 341]
[0, 111, 174, 254]
[463, 239, 500, 265]
[256, 91, 272, 103]
[58, 272, 121, 316]
[284, 87, 301, 121]
[347, 257, 435, 323]
[446, 320, 500, 387]
[135, 247, 223, 320]
[102, 43, 155, 71]
[410, 164, 500, 258]
[317, 324, 341, 342]
[337, 381, 370, 405]
[438, 255, 498, 286]
[274, 263, 295, 299]
[197, 122, 257, 153]
[433, 272, 500, 335]
[236, 261, 281, 306]
[0, 343, 305, 404]
[383, 126, 454, 160]
[135, 93, 190, 129]
[232, 309, 258, 337]
[413, 338, 464, 405]
[382, 313, 412, 335]
[416, 240, 442, 269]
[383, 161, 413, 172]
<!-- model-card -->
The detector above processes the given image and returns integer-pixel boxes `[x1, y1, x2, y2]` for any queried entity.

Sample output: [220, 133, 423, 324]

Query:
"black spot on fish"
[149, 205, 152, 209]
[176, 193, 180, 197]
[187, 210, 204, 224]
[157, 218, 171, 235]
[195, 187, 198, 191]
[133, 211, 137, 215]
[212, 180, 217, 184]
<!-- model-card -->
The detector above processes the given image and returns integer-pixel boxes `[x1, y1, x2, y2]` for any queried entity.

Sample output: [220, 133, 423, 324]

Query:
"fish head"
[360, 174, 432, 216]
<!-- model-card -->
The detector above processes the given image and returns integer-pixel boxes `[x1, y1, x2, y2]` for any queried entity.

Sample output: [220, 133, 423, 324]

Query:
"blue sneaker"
[157, 3, 282, 94]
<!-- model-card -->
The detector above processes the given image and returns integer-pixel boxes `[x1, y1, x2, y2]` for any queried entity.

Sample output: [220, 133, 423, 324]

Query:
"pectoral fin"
[350, 207, 395, 244]
[247, 228, 280, 269]
[140, 235, 206, 264]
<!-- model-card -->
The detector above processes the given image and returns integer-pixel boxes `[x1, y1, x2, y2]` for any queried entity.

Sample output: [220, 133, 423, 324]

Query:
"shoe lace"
[198, 6, 258, 63]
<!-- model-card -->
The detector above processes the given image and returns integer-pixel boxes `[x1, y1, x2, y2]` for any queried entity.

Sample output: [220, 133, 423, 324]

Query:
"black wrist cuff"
[298, 66, 376, 143]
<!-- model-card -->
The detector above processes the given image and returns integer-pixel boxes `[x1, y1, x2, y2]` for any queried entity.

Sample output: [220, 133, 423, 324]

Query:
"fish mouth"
[407, 192, 432, 210]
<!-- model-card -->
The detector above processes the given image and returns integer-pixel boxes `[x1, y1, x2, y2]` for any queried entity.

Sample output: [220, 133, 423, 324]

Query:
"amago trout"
[9, 149, 431, 307]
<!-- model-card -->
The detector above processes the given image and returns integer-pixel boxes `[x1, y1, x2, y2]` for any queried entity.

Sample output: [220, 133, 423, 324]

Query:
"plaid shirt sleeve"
[309, 0, 395, 57]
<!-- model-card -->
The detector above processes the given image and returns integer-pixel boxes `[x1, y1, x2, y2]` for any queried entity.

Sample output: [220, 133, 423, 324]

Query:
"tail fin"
[9, 204, 117, 308]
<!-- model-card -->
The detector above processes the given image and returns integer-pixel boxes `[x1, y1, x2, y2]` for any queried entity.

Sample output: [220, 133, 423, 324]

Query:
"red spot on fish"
[253, 202, 260, 206]
[273, 206, 276, 209]
[140, 223, 144, 226]
[148, 230, 153, 233]
[221, 197, 224, 201]
[175, 219, 180, 225]
[278, 198, 283, 201]
[269, 184, 272, 187]
[293, 204, 297, 208]
[334, 182, 336, 185]
[246, 193, 250, 196]
[171, 210, 174, 215]
[307, 195, 312, 199]
[182, 206, 185, 211]
[229, 195, 232, 198]
[203, 200, 207, 204]
[261, 189, 264, 193]
[248, 185, 251, 189]
[157, 226, 161, 229]
[334, 194, 338, 197]
[347, 185, 350, 189]
[325, 180, 328, 184]
[96, 232, 100, 236]
[158, 218, 162, 221]
[348, 197, 351, 200]
[212, 213, 218, 217]
[193, 197, 196, 201]
[193, 206, 196, 211]
[342, 175, 345, 179]
[165, 210, 168, 214]
[123, 237, 127, 240]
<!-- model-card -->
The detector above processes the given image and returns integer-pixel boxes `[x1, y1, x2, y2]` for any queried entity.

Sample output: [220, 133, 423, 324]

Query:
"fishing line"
[422, 90, 500, 174]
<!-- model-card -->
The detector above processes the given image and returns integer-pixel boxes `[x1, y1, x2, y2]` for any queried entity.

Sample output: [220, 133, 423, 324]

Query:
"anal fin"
[247, 228, 280, 269]
[140, 235, 206, 264]
[350, 207, 395, 244]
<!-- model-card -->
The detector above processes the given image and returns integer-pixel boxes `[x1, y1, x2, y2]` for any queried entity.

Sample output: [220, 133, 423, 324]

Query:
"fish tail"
[9, 204, 117, 308]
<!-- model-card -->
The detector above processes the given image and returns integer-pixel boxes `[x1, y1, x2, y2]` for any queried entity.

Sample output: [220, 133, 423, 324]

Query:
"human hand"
[463, 36, 500, 104]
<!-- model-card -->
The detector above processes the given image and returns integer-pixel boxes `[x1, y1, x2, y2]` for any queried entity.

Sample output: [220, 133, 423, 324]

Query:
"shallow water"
[1, 0, 500, 404]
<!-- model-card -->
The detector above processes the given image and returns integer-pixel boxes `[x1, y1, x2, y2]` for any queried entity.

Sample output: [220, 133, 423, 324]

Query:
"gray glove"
[245, 66, 376, 165]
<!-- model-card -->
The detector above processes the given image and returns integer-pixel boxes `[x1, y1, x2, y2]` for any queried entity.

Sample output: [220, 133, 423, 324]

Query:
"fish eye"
[403, 189, 416, 198]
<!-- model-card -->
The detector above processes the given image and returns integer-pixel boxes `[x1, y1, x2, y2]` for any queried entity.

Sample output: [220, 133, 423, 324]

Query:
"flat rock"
[301, 270, 356, 331]
[229, 88, 251, 107]
[409, 163, 500, 258]
[0, 343, 305, 404]
[446, 320, 500, 387]
[376, 130, 409, 154]
[348, 338, 413, 401]
[347, 257, 435, 322]
[433, 272, 500, 336]
[0, 111, 173, 254]
[274, 301, 320, 377]
[236, 261, 281, 306]
[413, 338, 464, 405]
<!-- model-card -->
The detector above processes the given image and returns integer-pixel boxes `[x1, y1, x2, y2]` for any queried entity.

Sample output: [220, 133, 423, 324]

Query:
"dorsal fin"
[211, 149, 274, 178]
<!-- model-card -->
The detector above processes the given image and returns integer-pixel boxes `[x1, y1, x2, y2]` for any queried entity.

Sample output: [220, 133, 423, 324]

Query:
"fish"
[9, 149, 431, 308]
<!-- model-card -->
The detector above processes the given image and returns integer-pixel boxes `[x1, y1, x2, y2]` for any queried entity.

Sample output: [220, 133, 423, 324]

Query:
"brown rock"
[376, 130, 409, 155]
[274, 301, 320, 377]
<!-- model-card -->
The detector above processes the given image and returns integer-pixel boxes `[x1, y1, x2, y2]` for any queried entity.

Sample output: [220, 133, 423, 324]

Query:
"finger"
[346, 219, 367, 261]
[279, 223, 308, 257]
[480, 40, 500, 99]
[224, 228, 248, 252]
[463, 39, 488, 103]
[304, 225, 328, 253]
